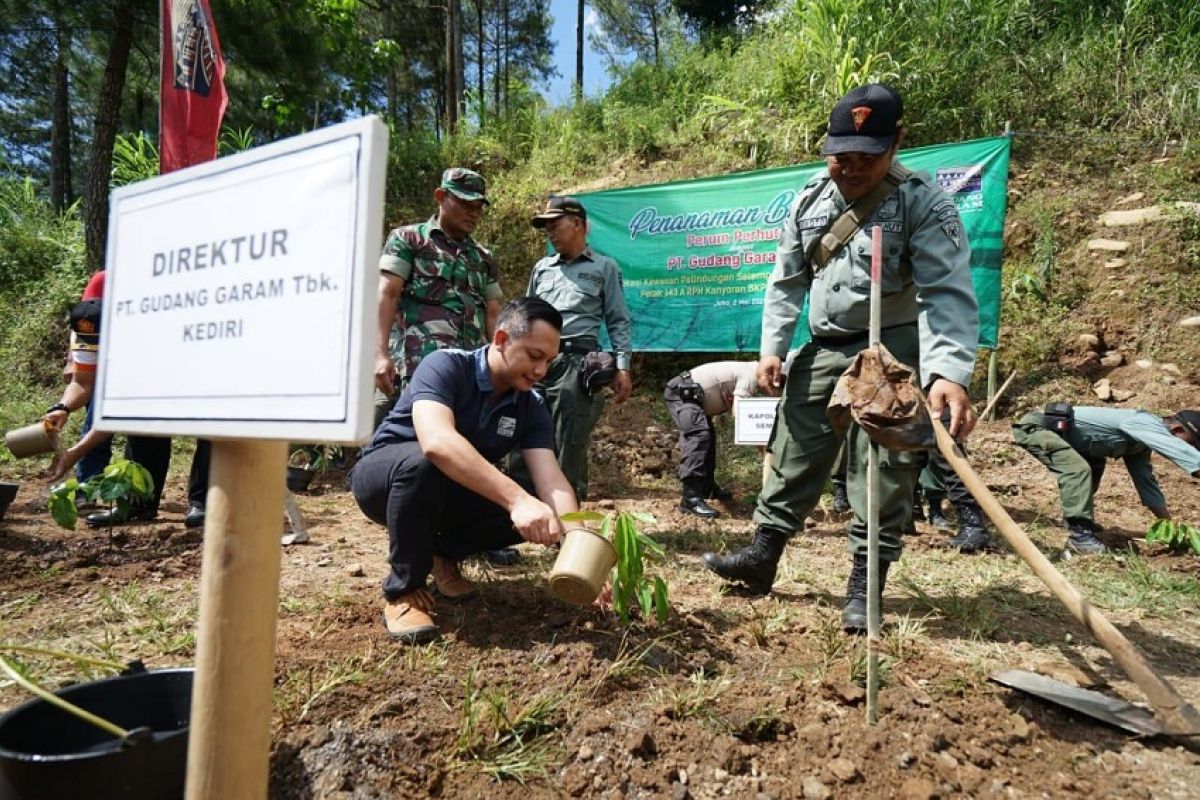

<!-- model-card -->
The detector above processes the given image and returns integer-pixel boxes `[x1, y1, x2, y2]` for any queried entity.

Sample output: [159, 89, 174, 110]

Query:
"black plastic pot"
[0, 668, 193, 800]
[285, 466, 316, 493]
[0, 483, 16, 522]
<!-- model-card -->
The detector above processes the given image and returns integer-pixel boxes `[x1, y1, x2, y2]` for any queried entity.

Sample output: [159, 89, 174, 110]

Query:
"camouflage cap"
[440, 167, 489, 204]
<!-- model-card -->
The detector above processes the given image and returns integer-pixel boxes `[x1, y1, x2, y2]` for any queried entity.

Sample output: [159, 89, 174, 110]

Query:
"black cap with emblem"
[821, 84, 903, 156]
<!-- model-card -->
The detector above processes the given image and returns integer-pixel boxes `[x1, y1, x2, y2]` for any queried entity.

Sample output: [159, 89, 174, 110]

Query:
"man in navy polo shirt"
[351, 297, 579, 643]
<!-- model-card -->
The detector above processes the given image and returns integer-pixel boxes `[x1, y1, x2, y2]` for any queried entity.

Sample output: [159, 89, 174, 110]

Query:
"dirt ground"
[2, 376, 1199, 800]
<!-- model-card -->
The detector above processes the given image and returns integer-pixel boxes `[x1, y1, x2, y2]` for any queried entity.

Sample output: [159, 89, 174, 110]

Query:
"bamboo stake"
[185, 439, 288, 800]
[978, 369, 1017, 422]
[866, 226, 883, 725]
[929, 415, 1200, 735]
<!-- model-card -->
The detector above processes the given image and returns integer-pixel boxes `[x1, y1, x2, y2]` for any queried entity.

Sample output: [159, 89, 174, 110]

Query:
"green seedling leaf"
[47, 483, 79, 530]
[653, 577, 669, 624]
[561, 511, 607, 523]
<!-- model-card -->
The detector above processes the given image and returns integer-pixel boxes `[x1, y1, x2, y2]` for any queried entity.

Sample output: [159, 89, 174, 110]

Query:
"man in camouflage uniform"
[702, 84, 979, 632]
[374, 168, 504, 425]
[374, 169, 517, 565]
[526, 196, 633, 500]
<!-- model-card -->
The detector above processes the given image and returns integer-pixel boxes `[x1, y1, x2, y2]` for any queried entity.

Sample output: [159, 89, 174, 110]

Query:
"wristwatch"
[46, 402, 70, 415]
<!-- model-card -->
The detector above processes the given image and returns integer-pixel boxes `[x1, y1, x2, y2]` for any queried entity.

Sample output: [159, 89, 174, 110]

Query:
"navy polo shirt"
[364, 346, 554, 463]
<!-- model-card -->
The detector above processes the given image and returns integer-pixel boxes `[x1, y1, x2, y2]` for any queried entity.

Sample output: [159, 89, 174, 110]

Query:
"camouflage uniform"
[378, 217, 502, 379]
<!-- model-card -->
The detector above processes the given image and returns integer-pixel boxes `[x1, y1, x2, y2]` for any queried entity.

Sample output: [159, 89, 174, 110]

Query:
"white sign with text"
[95, 117, 387, 442]
[733, 396, 779, 445]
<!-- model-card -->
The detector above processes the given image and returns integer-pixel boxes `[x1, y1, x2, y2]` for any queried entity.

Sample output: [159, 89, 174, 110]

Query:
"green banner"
[578, 135, 1010, 351]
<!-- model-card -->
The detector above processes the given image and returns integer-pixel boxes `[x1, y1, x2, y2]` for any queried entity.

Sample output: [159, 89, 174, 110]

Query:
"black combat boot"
[947, 502, 992, 553]
[841, 553, 891, 633]
[1066, 518, 1107, 554]
[831, 483, 850, 514]
[702, 527, 788, 595]
[927, 496, 953, 531]
[680, 480, 719, 519]
[707, 482, 734, 501]
[911, 491, 927, 522]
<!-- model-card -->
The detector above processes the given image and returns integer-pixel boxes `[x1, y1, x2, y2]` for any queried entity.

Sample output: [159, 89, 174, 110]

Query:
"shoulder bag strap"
[807, 162, 913, 271]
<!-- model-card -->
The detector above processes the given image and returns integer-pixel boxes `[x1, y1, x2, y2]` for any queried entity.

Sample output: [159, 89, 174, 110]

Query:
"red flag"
[160, 0, 227, 174]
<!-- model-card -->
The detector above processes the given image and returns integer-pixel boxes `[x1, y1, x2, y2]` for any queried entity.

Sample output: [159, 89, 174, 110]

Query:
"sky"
[541, 0, 619, 105]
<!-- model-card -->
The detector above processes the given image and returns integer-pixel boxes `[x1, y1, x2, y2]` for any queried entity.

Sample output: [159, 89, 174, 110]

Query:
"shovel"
[990, 669, 1164, 736]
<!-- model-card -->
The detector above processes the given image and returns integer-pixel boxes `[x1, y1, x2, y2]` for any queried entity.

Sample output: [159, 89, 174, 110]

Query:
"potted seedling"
[0, 645, 194, 800]
[47, 458, 153, 533]
[286, 446, 319, 493]
[285, 443, 344, 493]
[551, 510, 670, 625]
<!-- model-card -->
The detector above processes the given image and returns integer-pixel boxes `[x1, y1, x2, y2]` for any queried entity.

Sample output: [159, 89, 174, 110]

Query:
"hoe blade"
[991, 669, 1164, 736]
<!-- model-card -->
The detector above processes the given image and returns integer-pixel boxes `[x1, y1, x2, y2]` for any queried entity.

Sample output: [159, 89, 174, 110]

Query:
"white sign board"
[95, 117, 387, 442]
[733, 396, 779, 445]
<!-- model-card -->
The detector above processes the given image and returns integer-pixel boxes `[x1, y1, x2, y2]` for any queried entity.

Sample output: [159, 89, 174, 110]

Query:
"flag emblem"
[172, 0, 219, 96]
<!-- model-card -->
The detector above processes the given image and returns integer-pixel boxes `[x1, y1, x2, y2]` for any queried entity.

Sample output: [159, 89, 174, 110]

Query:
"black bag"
[676, 371, 703, 404]
[579, 351, 618, 395]
[1042, 402, 1074, 436]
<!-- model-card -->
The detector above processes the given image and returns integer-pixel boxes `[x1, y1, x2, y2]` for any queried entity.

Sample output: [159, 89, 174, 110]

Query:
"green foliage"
[47, 458, 154, 530]
[1146, 519, 1200, 555]
[563, 510, 670, 625]
[0, 178, 87, 422]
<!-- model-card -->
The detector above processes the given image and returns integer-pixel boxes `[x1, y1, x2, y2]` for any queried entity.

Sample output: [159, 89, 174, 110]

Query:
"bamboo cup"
[548, 528, 617, 605]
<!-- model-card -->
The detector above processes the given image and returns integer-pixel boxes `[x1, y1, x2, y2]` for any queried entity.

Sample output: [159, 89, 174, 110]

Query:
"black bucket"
[0, 482, 17, 522]
[0, 668, 193, 800]
[285, 466, 315, 493]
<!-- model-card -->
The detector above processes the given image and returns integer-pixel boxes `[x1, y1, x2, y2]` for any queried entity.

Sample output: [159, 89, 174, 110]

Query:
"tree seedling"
[1146, 519, 1200, 555]
[562, 510, 669, 626]
[48, 458, 154, 531]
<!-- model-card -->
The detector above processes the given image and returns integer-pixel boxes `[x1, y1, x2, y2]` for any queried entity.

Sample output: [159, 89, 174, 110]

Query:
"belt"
[811, 322, 916, 348]
[560, 337, 599, 355]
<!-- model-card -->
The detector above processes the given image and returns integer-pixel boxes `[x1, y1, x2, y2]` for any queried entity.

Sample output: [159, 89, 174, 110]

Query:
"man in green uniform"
[702, 84, 979, 632]
[373, 168, 504, 424]
[1012, 405, 1200, 553]
[526, 196, 633, 500]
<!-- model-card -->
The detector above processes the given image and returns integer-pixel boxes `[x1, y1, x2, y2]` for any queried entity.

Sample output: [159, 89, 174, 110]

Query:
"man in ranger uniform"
[373, 168, 504, 423]
[526, 196, 633, 500]
[1012, 405, 1200, 553]
[702, 84, 979, 632]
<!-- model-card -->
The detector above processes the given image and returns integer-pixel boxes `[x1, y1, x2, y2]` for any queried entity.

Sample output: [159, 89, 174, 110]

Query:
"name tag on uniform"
[797, 215, 828, 231]
[497, 416, 517, 437]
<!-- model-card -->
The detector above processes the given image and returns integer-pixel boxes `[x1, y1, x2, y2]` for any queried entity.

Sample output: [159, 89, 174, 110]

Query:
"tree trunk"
[476, 0, 485, 127]
[575, 0, 584, 100]
[444, 0, 459, 132]
[502, 0, 509, 115]
[492, 10, 501, 113]
[84, 0, 135, 271]
[650, 5, 660, 67]
[454, 0, 464, 125]
[50, 22, 72, 213]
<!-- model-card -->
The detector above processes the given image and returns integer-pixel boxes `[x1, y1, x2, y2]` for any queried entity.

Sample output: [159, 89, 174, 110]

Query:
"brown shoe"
[431, 556, 478, 603]
[382, 589, 438, 643]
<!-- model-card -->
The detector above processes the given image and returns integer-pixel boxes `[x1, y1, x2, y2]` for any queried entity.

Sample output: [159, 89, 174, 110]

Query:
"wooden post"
[866, 226, 883, 724]
[186, 440, 288, 800]
[986, 349, 999, 421]
[930, 416, 1200, 736]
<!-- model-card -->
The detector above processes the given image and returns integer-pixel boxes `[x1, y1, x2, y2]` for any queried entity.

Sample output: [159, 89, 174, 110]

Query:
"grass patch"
[653, 668, 728, 722]
[895, 574, 1000, 641]
[451, 669, 567, 783]
[1066, 553, 1200, 618]
[276, 650, 397, 722]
